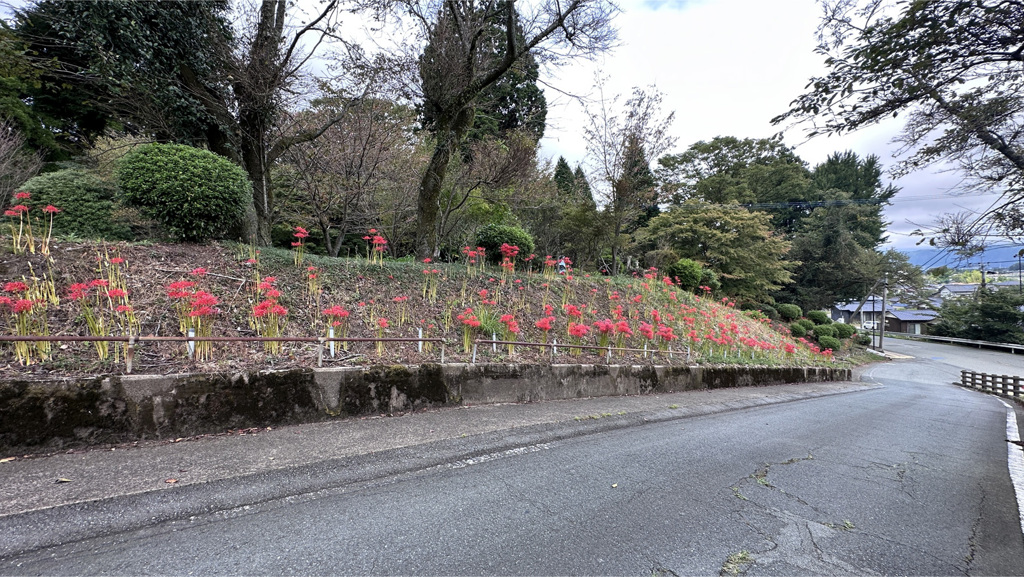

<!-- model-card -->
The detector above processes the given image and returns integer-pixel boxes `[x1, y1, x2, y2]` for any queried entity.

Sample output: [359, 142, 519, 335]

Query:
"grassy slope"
[0, 240, 849, 377]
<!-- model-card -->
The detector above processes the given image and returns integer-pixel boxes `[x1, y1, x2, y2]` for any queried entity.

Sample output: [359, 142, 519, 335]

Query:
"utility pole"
[878, 274, 887, 351]
[1018, 249, 1023, 295]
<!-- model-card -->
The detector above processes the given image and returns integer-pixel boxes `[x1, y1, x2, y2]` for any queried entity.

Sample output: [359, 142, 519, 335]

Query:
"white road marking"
[999, 400, 1024, 535]
[441, 443, 551, 469]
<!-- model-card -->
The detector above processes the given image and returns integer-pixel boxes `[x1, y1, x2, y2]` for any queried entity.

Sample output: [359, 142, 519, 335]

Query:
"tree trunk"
[415, 108, 475, 259]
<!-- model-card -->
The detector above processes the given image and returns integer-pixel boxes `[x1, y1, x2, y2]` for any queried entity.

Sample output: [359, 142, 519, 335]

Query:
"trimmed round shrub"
[776, 303, 803, 322]
[666, 258, 702, 290]
[758, 305, 779, 320]
[789, 322, 807, 338]
[18, 169, 133, 240]
[855, 334, 872, 346]
[797, 319, 815, 331]
[817, 335, 842, 351]
[813, 324, 838, 339]
[834, 323, 857, 339]
[116, 143, 250, 242]
[474, 224, 535, 264]
[699, 269, 721, 292]
[806, 310, 832, 325]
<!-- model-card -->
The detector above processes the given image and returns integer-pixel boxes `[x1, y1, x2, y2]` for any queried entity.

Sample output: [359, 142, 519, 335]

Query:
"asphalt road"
[2, 342, 1023, 575]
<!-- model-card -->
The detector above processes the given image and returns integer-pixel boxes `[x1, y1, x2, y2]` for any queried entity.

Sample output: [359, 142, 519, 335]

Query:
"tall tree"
[810, 151, 897, 249]
[635, 202, 795, 302]
[656, 135, 812, 235]
[584, 83, 676, 274]
[277, 98, 420, 257]
[398, 0, 617, 258]
[775, 0, 1024, 239]
[553, 156, 574, 197]
[12, 0, 371, 244]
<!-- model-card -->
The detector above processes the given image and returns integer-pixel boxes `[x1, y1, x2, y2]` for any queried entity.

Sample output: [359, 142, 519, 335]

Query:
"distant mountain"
[898, 245, 1024, 270]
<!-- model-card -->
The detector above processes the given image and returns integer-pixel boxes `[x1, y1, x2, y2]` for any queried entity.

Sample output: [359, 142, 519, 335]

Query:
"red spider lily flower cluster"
[322, 305, 350, 326]
[568, 322, 589, 338]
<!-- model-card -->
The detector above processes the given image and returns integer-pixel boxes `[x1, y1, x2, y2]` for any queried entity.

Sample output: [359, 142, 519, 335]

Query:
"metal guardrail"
[960, 370, 1024, 400]
[471, 338, 689, 364]
[884, 332, 1024, 355]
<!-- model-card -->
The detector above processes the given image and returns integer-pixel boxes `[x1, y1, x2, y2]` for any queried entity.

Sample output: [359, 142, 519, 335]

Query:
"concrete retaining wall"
[0, 364, 850, 454]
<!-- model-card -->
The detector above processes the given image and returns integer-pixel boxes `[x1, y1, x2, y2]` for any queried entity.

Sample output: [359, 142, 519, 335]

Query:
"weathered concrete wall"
[0, 363, 849, 454]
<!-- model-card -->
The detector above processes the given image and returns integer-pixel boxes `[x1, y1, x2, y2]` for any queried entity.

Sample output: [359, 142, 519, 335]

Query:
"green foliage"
[834, 323, 857, 339]
[817, 335, 841, 351]
[796, 319, 815, 331]
[474, 223, 535, 263]
[757, 305, 779, 321]
[700, 268, 721, 292]
[931, 288, 1024, 344]
[776, 303, 803, 322]
[18, 169, 133, 240]
[789, 322, 807, 338]
[635, 202, 794, 302]
[116, 143, 249, 242]
[656, 135, 811, 233]
[12, 1, 232, 156]
[806, 310, 831, 325]
[666, 258, 703, 291]
[855, 334, 872, 346]
[812, 324, 837, 339]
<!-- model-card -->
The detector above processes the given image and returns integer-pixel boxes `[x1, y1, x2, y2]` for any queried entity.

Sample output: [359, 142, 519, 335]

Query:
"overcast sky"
[536, 0, 1003, 252]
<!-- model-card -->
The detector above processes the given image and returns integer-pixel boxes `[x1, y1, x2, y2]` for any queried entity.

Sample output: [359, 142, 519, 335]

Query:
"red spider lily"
[252, 300, 274, 317]
[535, 316, 554, 331]
[166, 280, 196, 299]
[568, 322, 589, 338]
[116, 305, 133, 313]
[377, 317, 389, 329]
[68, 283, 90, 300]
[0, 296, 11, 308]
[500, 243, 519, 258]
[457, 308, 481, 328]
[190, 267, 207, 277]
[294, 226, 309, 239]
[191, 291, 219, 309]
[89, 279, 109, 288]
[4, 210, 18, 217]
[13, 299, 33, 313]
[109, 257, 124, 264]
[632, 294, 643, 304]
[656, 324, 678, 342]
[190, 306, 216, 317]
[544, 303, 554, 316]
[14, 191, 30, 200]
[106, 288, 128, 299]
[639, 322, 655, 340]
[4, 281, 28, 293]
[9, 205, 28, 213]
[593, 319, 614, 334]
[42, 205, 60, 214]
[563, 304, 583, 319]
[322, 305, 350, 320]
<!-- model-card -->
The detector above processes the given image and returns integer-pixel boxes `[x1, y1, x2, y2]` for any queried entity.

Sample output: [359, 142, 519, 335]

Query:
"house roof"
[938, 284, 979, 294]
[832, 299, 906, 313]
[887, 309, 940, 322]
